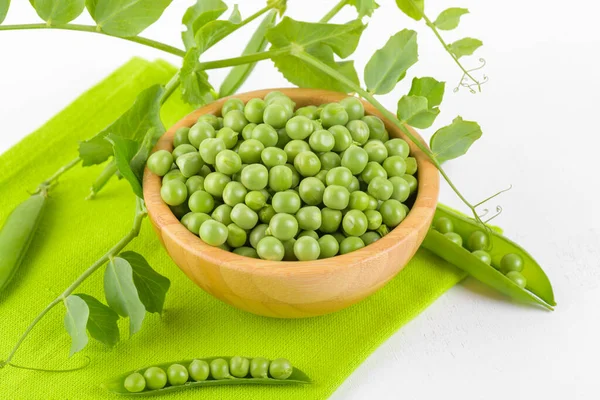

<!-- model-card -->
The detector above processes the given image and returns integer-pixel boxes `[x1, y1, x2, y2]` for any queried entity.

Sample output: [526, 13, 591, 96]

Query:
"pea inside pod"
[102, 356, 311, 396]
[422, 204, 555, 310]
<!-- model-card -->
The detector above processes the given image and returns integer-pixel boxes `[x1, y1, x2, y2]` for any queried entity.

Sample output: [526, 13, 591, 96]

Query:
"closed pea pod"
[0, 191, 47, 293]
[103, 357, 311, 395]
[422, 204, 556, 309]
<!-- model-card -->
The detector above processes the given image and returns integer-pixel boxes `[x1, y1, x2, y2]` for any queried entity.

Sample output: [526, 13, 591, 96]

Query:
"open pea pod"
[422, 204, 556, 310]
[102, 356, 311, 396]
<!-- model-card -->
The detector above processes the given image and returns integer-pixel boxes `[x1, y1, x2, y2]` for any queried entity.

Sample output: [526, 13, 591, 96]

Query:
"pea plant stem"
[421, 15, 482, 91]
[199, 47, 290, 70]
[0, 198, 147, 367]
[37, 156, 82, 192]
[86, 160, 118, 200]
[320, 0, 349, 23]
[0, 24, 186, 57]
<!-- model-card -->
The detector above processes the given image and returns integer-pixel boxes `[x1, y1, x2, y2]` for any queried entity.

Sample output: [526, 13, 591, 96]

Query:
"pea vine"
[0, 0, 487, 368]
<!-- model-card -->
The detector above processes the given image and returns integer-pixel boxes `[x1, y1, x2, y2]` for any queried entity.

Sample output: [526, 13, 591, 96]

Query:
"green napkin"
[0, 58, 464, 399]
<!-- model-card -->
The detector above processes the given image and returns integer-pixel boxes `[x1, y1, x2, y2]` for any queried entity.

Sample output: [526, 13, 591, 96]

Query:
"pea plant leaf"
[364, 29, 418, 95]
[78, 84, 164, 166]
[395, 0, 424, 21]
[129, 127, 159, 183]
[181, 0, 227, 50]
[396, 95, 428, 124]
[180, 47, 215, 106]
[63, 295, 89, 356]
[29, 0, 85, 24]
[105, 134, 143, 198]
[86, 0, 172, 37]
[267, 17, 365, 59]
[404, 76, 445, 128]
[104, 257, 146, 336]
[219, 10, 277, 97]
[0, 0, 9, 24]
[348, 0, 379, 18]
[194, 16, 241, 54]
[434, 7, 469, 30]
[266, 18, 365, 92]
[73, 293, 120, 347]
[120, 251, 170, 314]
[430, 116, 482, 163]
[448, 37, 483, 59]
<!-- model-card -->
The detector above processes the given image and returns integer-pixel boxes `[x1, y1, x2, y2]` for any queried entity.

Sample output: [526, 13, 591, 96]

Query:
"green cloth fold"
[0, 58, 464, 399]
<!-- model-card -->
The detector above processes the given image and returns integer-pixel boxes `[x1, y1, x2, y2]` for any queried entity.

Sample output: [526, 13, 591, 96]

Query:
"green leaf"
[396, 95, 428, 124]
[194, 19, 239, 53]
[0, 0, 9, 24]
[63, 295, 89, 356]
[448, 37, 483, 59]
[364, 29, 418, 94]
[104, 257, 146, 336]
[395, 0, 423, 21]
[406, 108, 439, 129]
[180, 47, 215, 106]
[30, 0, 85, 24]
[105, 134, 143, 198]
[430, 116, 482, 163]
[348, 0, 379, 17]
[434, 7, 469, 30]
[74, 294, 120, 347]
[78, 84, 164, 166]
[274, 44, 360, 93]
[408, 76, 445, 108]
[129, 127, 161, 184]
[87, 0, 172, 37]
[267, 17, 365, 59]
[181, 0, 227, 50]
[120, 251, 170, 314]
[219, 10, 277, 97]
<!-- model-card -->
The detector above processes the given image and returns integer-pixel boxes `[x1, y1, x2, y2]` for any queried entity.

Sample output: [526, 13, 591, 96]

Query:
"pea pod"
[422, 204, 556, 310]
[0, 191, 47, 293]
[102, 356, 311, 396]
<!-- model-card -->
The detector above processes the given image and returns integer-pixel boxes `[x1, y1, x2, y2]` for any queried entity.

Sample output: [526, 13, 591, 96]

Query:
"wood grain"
[143, 88, 439, 318]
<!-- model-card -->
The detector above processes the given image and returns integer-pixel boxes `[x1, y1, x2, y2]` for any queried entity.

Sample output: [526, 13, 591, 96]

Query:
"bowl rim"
[143, 88, 439, 276]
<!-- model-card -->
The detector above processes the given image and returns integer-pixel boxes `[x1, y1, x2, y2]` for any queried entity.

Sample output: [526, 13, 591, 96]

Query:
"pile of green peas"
[147, 91, 418, 261]
[122, 357, 294, 393]
[434, 217, 527, 288]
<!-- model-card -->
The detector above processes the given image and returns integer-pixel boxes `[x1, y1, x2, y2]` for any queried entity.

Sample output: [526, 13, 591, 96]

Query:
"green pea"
[326, 167, 353, 187]
[282, 238, 297, 261]
[230, 203, 258, 230]
[229, 356, 250, 378]
[261, 147, 288, 168]
[346, 120, 370, 145]
[173, 127, 191, 147]
[245, 190, 267, 211]
[283, 139, 311, 162]
[217, 127, 240, 149]
[266, 95, 295, 114]
[210, 358, 231, 380]
[348, 177, 360, 193]
[341, 145, 368, 175]
[329, 125, 353, 152]
[506, 271, 527, 288]
[296, 206, 322, 231]
[250, 357, 270, 379]
[263, 104, 289, 129]
[309, 129, 335, 152]
[147, 150, 173, 176]
[467, 231, 489, 251]
[268, 165, 293, 192]
[185, 175, 205, 194]
[363, 140, 388, 164]
[197, 114, 220, 130]
[295, 105, 319, 119]
[332, 232, 346, 244]
[320, 208, 342, 233]
[361, 115, 387, 141]
[222, 181, 248, 207]
[242, 123, 257, 140]
[259, 205, 276, 224]
[365, 209, 382, 230]
[402, 174, 418, 194]
[172, 143, 197, 160]
[161, 180, 188, 206]
[181, 212, 210, 235]
[298, 177, 325, 206]
[319, 152, 341, 170]
[256, 236, 285, 261]
[286, 116, 314, 140]
[361, 161, 387, 184]
[268, 213, 298, 241]
[368, 177, 394, 201]
[204, 172, 231, 198]
[211, 204, 233, 225]
[323, 185, 350, 210]
[342, 210, 368, 237]
[225, 224, 247, 248]
[383, 156, 407, 178]
[233, 246, 259, 258]
[389, 176, 410, 202]
[405, 157, 417, 175]
[434, 216, 453, 233]
[501, 253, 524, 273]
[249, 224, 269, 249]
[318, 234, 339, 258]
[215, 149, 242, 175]
[124, 372, 146, 393]
[163, 169, 186, 184]
[297, 230, 319, 240]
[244, 98, 265, 123]
[170, 203, 191, 219]
[189, 359, 210, 381]
[143, 367, 167, 390]
[167, 364, 189, 386]
[444, 232, 463, 246]
[293, 236, 320, 261]
[339, 97, 365, 120]
[284, 163, 301, 188]
[222, 98, 245, 115]
[241, 164, 268, 191]
[188, 190, 214, 214]
[361, 231, 381, 245]
[321, 103, 349, 128]
[199, 220, 228, 246]
[238, 139, 265, 164]
[385, 138, 410, 158]
[251, 123, 279, 147]
[380, 199, 406, 228]
[340, 236, 365, 254]
[276, 128, 292, 148]
[472, 250, 492, 265]
[222, 110, 248, 135]
[315, 169, 328, 184]
[199, 138, 226, 165]
[189, 121, 216, 148]
[293, 151, 321, 177]
[272, 191, 301, 214]
[176, 152, 204, 178]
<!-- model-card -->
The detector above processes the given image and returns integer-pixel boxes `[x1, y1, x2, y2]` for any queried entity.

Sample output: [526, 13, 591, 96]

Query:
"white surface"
[1, 1, 599, 399]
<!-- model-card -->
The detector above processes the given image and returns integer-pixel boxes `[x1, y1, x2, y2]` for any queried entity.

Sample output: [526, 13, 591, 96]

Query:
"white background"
[1, 1, 599, 399]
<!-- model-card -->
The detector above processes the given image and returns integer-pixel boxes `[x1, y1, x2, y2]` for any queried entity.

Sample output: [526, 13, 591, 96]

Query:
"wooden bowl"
[143, 88, 439, 318]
